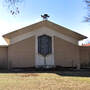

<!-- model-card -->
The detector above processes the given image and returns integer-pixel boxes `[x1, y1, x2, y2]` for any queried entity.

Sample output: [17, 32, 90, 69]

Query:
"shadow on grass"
[55, 70, 90, 77]
[0, 67, 90, 77]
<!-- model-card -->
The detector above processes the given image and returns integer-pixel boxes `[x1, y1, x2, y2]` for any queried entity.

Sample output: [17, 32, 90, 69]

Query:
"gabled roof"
[3, 20, 87, 42]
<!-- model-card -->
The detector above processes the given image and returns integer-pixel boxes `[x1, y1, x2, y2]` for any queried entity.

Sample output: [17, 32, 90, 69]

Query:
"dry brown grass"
[0, 71, 90, 90]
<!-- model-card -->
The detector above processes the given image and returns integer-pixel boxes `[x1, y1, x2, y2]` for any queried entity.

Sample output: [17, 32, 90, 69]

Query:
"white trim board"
[10, 27, 78, 45]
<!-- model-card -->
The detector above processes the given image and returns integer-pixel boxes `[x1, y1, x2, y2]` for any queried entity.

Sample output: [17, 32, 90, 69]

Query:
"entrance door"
[35, 35, 54, 68]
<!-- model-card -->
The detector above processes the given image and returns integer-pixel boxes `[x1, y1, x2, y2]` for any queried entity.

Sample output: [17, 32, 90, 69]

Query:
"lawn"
[0, 71, 90, 90]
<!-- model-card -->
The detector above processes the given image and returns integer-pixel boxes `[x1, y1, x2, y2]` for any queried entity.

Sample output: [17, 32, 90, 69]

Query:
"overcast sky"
[0, 0, 90, 45]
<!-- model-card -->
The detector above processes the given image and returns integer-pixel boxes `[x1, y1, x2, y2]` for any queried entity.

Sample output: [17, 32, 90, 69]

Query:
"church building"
[0, 17, 90, 69]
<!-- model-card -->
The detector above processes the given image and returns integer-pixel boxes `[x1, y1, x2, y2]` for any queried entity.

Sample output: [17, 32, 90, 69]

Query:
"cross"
[41, 14, 50, 20]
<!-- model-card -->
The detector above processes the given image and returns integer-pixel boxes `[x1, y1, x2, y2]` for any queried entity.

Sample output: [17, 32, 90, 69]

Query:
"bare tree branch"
[4, 0, 23, 15]
[84, 0, 90, 22]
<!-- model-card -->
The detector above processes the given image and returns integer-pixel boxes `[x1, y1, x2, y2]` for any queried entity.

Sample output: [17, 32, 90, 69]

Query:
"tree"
[84, 0, 90, 22]
[4, 0, 23, 15]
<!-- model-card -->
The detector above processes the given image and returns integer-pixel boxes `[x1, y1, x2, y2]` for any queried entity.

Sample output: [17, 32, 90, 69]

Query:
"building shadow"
[0, 67, 90, 77]
[55, 70, 90, 77]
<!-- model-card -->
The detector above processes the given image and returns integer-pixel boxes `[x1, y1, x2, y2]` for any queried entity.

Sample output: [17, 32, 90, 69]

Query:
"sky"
[0, 0, 90, 45]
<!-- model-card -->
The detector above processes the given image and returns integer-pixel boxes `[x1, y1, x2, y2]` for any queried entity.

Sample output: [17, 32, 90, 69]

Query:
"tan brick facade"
[0, 36, 90, 69]
[79, 46, 90, 68]
[0, 46, 8, 68]
[8, 36, 35, 68]
[54, 36, 80, 67]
